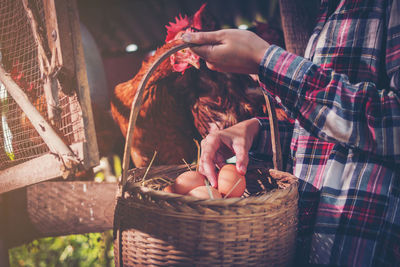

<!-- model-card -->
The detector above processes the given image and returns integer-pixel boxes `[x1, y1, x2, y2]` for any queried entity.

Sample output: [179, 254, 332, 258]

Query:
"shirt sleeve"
[258, 42, 400, 163]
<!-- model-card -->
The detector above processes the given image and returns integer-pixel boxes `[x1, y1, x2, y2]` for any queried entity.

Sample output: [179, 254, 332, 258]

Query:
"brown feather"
[111, 42, 200, 167]
[110, 5, 289, 167]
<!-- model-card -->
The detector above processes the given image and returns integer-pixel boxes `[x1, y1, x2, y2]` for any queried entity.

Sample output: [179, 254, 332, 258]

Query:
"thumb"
[181, 31, 221, 45]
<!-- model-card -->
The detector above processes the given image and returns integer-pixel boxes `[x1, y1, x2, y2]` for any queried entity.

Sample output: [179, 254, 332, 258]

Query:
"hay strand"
[203, 178, 214, 199]
[223, 178, 242, 199]
[193, 139, 200, 172]
[141, 151, 157, 186]
[182, 158, 192, 171]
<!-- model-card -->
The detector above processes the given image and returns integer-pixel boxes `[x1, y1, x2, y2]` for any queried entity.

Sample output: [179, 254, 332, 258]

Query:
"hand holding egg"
[198, 119, 260, 187]
[164, 164, 246, 199]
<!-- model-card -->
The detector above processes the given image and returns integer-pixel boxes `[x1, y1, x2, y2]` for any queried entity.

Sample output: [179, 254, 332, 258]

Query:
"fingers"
[182, 31, 222, 45]
[182, 31, 223, 62]
[232, 143, 248, 175]
[201, 163, 218, 188]
[189, 45, 214, 61]
[269, 169, 297, 180]
[197, 120, 255, 187]
[215, 152, 226, 169]
[199, 136, 220, 187]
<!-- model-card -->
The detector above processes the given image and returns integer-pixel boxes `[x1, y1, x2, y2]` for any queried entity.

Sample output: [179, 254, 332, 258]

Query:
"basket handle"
[263, 93, 283, 171]
[120, 41, 283, 188]
[120, 41, 195, 187]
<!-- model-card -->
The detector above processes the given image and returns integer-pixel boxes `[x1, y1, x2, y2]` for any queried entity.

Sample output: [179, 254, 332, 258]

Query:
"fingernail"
[210, 179, 215, 187]
[237, 165, 246, 175]
[181, 33, 192, 42]
[269, 169, 277, 174]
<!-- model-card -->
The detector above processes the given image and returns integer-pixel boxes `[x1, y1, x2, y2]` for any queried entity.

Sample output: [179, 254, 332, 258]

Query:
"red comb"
[165, 14, 190, 42]
[165, 3, 207, 42]
[193, 3, 207, 30]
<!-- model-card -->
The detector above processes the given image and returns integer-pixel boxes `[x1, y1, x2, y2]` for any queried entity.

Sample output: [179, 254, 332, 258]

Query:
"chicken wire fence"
[0, 0, 85, 170]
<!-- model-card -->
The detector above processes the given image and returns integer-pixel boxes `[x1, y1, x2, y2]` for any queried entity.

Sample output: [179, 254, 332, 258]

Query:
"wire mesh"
[0, 0, 84, 170]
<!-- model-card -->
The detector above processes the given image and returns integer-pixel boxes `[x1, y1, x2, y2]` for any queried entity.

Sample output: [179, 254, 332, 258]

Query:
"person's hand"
[182, 29, 270, 74]
[199, 118, 260, 187]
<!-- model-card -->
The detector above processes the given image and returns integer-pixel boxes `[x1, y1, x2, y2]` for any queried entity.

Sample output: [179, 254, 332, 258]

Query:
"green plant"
[9, 231, 114, 267]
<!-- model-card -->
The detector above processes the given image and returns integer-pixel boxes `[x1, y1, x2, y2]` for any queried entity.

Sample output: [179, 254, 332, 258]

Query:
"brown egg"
[163, 185, 174, 193]
[187, 186, 222, 199]
[172, 171, 206, 195]
[217, 164, 246, 198]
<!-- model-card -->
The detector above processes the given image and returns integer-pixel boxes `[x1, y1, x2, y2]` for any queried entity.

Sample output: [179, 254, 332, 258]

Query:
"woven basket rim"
[124, 178, 298, 208]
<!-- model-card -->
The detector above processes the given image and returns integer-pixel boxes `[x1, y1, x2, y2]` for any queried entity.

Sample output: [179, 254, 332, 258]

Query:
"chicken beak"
[171, 48, 201, 72]
[188, 57, 201, 69]
[186, 49, 201, 69]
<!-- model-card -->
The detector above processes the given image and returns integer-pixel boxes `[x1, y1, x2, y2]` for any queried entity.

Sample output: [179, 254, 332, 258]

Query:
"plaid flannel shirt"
[253, 0, 400, 265]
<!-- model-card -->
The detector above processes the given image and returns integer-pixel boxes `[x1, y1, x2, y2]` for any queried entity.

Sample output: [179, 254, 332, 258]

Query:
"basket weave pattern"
[114, 165, 298, 266]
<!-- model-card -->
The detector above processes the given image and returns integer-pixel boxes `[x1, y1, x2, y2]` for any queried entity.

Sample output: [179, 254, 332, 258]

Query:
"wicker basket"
[113, 41, 299, 266]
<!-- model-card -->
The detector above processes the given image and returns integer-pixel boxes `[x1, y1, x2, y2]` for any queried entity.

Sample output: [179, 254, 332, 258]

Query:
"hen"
[111, 40, 200, 167]
[111, 4, 286, 167]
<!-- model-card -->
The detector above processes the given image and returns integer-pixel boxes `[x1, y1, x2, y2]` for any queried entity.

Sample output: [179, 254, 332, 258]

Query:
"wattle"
[172, 62, 189, 73]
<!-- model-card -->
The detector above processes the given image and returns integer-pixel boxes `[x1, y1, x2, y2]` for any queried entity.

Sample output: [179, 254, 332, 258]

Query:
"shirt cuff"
[258, 45, 314, 117]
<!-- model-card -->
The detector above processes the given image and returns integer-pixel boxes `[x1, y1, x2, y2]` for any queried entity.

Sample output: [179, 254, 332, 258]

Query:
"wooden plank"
[63, 0, 99, 169]
[43, 0, 63, 70]
[48, 0, 77, 95]
[0, 142, 87, 194]
[2, 181, 117, 248]
[26, 181, 117, 237]
[0, 153, 64, 194]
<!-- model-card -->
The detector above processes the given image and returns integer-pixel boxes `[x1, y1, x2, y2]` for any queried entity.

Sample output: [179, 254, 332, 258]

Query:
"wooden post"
[0, 243, 9, 267]
[0, 188, 38, 250]
[66, 0, 100, 169]
[44, 0, 77, 96]
[48, 0, 100, 169]
[0, 195, 10, 267]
